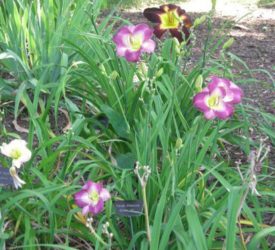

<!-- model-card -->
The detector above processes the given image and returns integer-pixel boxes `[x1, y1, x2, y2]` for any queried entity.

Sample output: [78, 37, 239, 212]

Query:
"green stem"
[108, 237, 112, 250]
[129, 217, 136, 250]
[89, 227, 108, 247]
[0, 211, 5, 250]
[142, 185, 151, 243]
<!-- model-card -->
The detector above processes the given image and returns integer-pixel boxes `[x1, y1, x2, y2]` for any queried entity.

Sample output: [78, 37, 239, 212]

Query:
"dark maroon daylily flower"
[143, 4, 192, 42]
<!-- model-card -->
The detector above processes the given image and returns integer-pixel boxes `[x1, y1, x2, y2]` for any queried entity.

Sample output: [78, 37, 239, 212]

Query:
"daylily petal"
[74, 190, 91, 208]
[127, 25, 138, 33]
[177, 7, 187, 16]
[215, 104, 234, 119]
[83, 180, 93, 190]
[134, 23, 154, 41]
[0, 143, 9, 157]
[143, 7, 162, 23]
[113, 27, 131, 47]
[9, 166, 25, 189]
[181, 14, 192, 28]
[209, 76, 243, 104]
[141, 39, 156, 53]
[154, 24, 167, 39]
[82, 205, 90, 215]
[100, 188, 111, 201]
[13, 176, 26, 189]
[89, 199, 104, 215]
[87, 181, 103, 194]
[208, 76, 230, 91]
[13, 159, 23, 169]
[193, 91, 210, 112]
[116, 46, 127, 57]
[229, 87, 243, 104]
[160, 4, 179, 12]
[228, 81, 244, 104]
[125, 50, 141, 62]
[169, 28, 183, 42]
[204, 110, 216, 120]
[210, 86, 227, 98]
[182, 26, 191, 41]
[15, 148, 32, 166]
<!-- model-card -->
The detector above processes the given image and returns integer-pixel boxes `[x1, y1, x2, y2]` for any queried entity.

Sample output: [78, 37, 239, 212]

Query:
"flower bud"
[156, 68, 164, 78]
[195, 75, 203, 92]
[173, 38, 181, 54]
[138, 62, 148, 76]
[222, 38, 235, 50]
[110, 71, 119, 80]
[175, 138, 183, 149]
[99, 64, 107, 75]
[193, 15, 207, 28]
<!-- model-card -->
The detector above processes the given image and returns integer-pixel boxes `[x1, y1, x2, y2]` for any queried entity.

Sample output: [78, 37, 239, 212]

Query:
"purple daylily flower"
[193, 76, 243, 120]
[208, 76, 243, 104]
[113, 23, 156, 62]
[74, 180, 111, 216]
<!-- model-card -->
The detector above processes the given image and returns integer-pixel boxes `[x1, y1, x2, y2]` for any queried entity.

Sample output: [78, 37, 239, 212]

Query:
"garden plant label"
[0, 165, 13, 187]
[114, 200, 143, 217]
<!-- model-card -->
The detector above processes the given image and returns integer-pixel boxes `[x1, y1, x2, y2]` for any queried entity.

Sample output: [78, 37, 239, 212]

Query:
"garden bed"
[0, 1, 274, 249]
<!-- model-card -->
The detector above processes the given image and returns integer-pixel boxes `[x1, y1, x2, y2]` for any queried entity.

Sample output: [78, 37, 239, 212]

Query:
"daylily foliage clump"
[1, 1, 273, 249]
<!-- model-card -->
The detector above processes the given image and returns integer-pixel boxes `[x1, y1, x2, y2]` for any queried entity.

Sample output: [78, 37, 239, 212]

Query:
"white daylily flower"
[9, 166, 26, 189]
[0, 139, 31, 168]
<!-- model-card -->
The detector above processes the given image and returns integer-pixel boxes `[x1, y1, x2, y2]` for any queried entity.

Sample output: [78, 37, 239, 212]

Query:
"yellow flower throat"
[160, 9, 180, 29]
[129, 35, 142, 51]
[10, 149, 22, 160]
[89, 191, 99, 203]
[207, 94, 221, 109]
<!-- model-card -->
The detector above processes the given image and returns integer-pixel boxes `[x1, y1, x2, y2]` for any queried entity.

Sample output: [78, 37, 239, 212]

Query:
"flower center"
[160, 9, 180, 29]
[89, 191, 99, 203]
[129, 35, 142, 51]
[10, 149, 22, 160]
[207, 94, 221, 109]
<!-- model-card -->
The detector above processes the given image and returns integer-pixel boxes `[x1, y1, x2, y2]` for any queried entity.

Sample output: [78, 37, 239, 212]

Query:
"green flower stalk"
[134, 162, 152, 243]
[102, 222, 113, 249]
[85, 217, 108, 247]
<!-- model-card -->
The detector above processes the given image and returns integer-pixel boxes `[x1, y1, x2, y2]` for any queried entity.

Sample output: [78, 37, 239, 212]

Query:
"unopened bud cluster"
[85, 217, 96, 234]
[237, 138, 270, 196]
[134, 161, 151, 187]
[102, 222, 113, 239]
